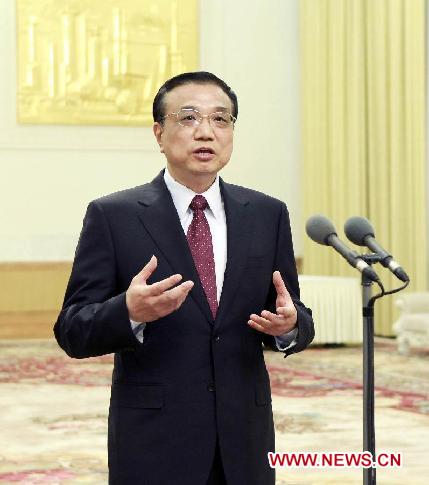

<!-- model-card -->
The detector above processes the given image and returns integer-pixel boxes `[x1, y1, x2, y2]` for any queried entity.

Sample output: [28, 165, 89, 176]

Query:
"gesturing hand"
[247, 270, 297, 336]
[126, 256, 194, 323]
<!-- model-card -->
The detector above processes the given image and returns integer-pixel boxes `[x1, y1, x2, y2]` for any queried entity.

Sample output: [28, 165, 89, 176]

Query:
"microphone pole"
[359, 253, 380, 485]
[344, 217, 378, 484]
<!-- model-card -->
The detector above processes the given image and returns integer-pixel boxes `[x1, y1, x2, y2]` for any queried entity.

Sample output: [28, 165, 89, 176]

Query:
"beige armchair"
[393, 292, 429, 354]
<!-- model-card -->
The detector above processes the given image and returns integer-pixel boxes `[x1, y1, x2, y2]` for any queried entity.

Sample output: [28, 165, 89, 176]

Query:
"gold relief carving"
[16, 0, 198, 125]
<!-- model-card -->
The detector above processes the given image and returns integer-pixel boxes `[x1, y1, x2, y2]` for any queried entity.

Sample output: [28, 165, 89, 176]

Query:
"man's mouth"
[193, 147, 215, 154]
[193, 147, 215, 161]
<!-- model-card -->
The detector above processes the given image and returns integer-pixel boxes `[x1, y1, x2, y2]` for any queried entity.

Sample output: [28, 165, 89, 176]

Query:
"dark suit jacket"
[54, 170, 314, 485]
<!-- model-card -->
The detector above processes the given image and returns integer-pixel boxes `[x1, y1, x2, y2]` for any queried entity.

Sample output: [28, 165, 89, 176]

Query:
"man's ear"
[153, 122, 164, 153]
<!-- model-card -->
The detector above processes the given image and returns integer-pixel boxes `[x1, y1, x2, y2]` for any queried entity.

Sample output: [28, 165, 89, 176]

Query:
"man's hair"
[152, 71, 238, 123]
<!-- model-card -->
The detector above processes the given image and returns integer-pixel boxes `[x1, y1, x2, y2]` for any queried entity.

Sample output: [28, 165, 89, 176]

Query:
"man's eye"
[181, 114, 197, 121]
[213, 115, 228, 123]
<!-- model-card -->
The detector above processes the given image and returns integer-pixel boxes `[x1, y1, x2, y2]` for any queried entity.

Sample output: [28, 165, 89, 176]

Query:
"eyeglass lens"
[177, 109, 233, 128]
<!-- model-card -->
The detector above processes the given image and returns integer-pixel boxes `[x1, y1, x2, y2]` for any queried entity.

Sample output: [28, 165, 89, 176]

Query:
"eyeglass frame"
[161, 108, 237, 128]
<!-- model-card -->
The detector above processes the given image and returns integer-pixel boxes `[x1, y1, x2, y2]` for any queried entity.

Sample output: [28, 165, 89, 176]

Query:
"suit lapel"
[137, 171, 214, 324]
[215, 180, 252, 327]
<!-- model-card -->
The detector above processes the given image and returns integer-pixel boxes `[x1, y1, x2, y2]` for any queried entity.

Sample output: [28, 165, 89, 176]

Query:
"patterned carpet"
[0, 338, 428, 484]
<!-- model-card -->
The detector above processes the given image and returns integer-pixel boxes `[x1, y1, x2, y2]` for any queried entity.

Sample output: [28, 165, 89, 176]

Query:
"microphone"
[306, 215, 380, 283]
[344, 216, 410, 282]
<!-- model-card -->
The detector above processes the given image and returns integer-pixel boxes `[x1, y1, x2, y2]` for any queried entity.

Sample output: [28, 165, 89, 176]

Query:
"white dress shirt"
[131, 168, 297, 350]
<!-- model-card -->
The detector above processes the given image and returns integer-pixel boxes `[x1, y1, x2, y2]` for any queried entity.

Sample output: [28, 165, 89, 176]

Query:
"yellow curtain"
[300, 0, 427, 335]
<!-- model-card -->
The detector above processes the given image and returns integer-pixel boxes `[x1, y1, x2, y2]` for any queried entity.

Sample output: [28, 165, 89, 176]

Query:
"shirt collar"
[164, 167, 223, 219]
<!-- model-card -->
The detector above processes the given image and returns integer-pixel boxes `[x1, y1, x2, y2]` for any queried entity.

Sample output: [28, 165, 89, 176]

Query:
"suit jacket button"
[214, 335, 220, 342]
[207, 384, 215, 392]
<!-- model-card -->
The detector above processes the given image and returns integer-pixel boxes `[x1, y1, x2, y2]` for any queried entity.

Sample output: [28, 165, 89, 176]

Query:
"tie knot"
[189, 195, 208, 212]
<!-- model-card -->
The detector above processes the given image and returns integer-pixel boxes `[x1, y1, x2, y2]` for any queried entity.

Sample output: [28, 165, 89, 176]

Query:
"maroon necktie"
[187, 195, 218, 318]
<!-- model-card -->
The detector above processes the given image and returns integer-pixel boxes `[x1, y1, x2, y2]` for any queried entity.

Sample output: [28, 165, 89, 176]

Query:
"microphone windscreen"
[344, 216, 375, 246]
[305, 215, 337, 245]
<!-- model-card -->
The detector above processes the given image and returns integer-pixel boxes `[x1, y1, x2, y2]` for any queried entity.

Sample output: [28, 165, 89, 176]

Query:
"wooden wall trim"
[0, 262, 72, 338]
[296, 257, 303, 274]
[0, 261, 72, 271]
[0, 311, 57, 339]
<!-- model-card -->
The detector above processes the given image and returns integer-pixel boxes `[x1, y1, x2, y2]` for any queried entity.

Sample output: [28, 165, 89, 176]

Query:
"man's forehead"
[164, 83, 232, 111]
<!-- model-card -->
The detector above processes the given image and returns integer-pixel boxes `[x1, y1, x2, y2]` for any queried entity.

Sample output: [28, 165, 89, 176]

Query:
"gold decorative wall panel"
[16, 0, 198, 126]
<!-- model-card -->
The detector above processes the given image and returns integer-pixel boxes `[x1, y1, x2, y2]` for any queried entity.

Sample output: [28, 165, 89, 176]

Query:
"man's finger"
[276, 305, 296, 318]
[173, 282, 195, 309]
[261, 310, 278, 320]
[249, 313, 272, 328]
[247, 320, 269, 334]
[258, 311, 287, 327]
[135, 255, 158, 282]
[162, 280, 194, 302]
[148, 273, 183, 296]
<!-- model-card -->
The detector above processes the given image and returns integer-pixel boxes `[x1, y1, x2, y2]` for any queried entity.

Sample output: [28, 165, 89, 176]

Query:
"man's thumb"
[136, 255, 157, 282]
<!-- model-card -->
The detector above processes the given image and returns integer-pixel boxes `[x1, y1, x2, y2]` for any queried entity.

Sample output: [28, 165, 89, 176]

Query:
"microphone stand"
[360, 253, 383, 485]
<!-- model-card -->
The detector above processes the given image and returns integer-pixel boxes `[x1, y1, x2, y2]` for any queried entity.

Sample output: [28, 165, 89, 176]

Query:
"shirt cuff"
[130, 319, 146, 343]
[274, 327, 298, 351]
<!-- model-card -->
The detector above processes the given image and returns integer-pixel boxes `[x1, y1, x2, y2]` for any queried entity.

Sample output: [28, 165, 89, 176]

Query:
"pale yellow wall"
[0, 0, 303, 262]
[427, 0, 429, 285]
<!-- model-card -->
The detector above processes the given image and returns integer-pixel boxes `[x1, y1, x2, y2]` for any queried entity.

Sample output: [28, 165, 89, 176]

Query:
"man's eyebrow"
[180, 105, 230, 112]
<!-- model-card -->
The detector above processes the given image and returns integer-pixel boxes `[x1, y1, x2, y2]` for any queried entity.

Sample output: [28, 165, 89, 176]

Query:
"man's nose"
[194, 117, 215, 139]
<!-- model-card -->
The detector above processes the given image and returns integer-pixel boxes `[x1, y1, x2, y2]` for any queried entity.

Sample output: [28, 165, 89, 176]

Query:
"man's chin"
[189, 162, 218, 175]
[190, 159, 228, 174]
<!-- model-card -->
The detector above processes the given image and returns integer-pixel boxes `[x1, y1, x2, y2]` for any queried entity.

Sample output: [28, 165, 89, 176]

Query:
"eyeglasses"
[162, 108, 236, 128]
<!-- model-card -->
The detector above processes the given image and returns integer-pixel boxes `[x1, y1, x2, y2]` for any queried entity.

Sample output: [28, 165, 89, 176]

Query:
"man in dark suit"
[54, 71, 314, 485]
